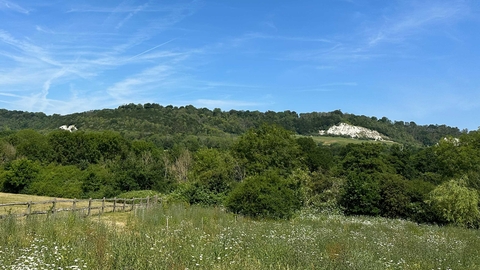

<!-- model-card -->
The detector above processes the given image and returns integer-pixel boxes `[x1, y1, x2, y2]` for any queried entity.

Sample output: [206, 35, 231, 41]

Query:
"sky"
[0, 0, 479, 131]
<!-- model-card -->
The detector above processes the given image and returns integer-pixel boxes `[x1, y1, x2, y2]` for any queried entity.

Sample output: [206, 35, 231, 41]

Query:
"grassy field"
[296, 135, 397, 146]
[0, 192, 61, 204]
[1, 193, 479, 269]
[0, 192, 116, 217]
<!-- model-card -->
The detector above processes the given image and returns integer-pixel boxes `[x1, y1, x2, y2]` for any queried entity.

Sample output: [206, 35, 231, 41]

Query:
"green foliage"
[378, 174, 410, 218]
[427, 177, 480, 228]
[232, 123, 302, 176]
[176, 181, 224, 206]
[7, 130, 52, 162]
[0, 106, 477, 227]
[0, 140, 16, 165]
[27, 164, 84, 198]
[81, 164, 117, 199]
[225, 169, 301, 219]
[296, 137, 334, 171]
[0, 106, 462, 146]
[340, 172, 381, 216]
[386, 144, 416, 179]
[190, 148, 239, 194]
[340, 143, 394, 175]
[435, 132, 480, 179]
[405, 179, 438, 223]
[2, 158, 40, 193]
[299, 170, 344, 212]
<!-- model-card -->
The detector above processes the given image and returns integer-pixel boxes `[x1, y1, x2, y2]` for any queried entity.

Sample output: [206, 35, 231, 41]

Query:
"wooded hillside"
[2, 104, 478, 227]
[0, 103, 462, 146]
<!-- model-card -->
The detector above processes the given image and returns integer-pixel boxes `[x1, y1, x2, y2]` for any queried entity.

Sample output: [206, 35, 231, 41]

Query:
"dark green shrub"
[177, 182, 224, 206]
[405, 179, 437, 223]
[27, 164, 83, 198]
[2, 158, 40, 193]
[231, 124, 302, 177]
[225, 170, 301, 219]
[340, 172, 381, 216]
[379, 174, 410, 218]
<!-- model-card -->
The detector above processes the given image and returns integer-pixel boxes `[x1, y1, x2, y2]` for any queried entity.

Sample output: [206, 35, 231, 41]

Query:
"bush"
[340, 172, 381, 216]
[27, 164, 83, 198]
[225, 170, 301, 219]
[2, 158, 40, 193]
[379, 174, 410, 219]
[405, 179, 437, 223]
[176, 182, 225, 206]
[427, 177, 480, 228]
[299, 170, 344, 212]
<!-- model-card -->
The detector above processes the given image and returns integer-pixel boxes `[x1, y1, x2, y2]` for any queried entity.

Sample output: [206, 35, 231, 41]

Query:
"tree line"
[0, 104, 463, 146]
[1, 122, 479, 227]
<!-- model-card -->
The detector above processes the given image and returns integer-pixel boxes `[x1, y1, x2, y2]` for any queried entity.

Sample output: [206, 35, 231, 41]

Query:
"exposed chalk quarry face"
[319, 123, 386, 141]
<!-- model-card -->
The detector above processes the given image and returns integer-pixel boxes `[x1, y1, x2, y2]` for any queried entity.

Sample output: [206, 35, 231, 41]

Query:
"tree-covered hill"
[0, 103, 462, 146]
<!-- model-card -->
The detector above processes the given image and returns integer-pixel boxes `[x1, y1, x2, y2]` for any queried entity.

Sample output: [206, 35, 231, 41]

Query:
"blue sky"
[0, 0, 479, 131]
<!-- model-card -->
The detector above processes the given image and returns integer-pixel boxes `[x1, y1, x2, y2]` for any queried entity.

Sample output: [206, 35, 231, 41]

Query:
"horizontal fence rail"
[0, 195, 159, 219]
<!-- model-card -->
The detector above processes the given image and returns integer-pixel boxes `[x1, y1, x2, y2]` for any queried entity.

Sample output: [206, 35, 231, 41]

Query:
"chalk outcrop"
[319, 123, 386, 141]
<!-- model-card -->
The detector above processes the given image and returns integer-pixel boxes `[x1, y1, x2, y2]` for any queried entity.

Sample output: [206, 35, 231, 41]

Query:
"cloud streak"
[0, 0, 29, 14]
[366, 1, 468, 46]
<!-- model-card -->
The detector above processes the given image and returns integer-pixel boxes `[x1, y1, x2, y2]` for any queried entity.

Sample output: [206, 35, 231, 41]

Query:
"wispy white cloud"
[126, 38, 179, 61]
[241, 32, 336, 44]
[106, 64, 176, 102]
[116, 3, 149, 30]
[366, 1, 468, 46]
[0, 0, 29, 14]
[295, 82, 357, 92]
[190, 99, 264, 108]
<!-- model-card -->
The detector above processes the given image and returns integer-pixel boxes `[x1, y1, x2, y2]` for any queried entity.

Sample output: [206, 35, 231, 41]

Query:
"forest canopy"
[1, 104, 478, 227]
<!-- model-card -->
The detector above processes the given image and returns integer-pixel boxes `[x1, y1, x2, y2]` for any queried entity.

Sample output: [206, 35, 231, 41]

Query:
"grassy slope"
[1, 194, 479, 269]
[0, 205, 478, 269]
[0, 192, 113, 216]
[0, 192, 60, 204]
[296, 135, 397, 145]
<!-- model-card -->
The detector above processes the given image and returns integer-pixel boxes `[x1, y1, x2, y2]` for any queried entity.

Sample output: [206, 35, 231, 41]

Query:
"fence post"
[87, 198, 92, 216]
[73, 199, 76, 211]
[52, 198, 57, 214]
[154, 195, 158, 205]
[27, 201, 32, 216]
[131, 198, 135, 211]
[101, 197, 105, 215]
[123, 199, 126, 211]
[113, 197, 117, 212]
[146, 196, 150, 208]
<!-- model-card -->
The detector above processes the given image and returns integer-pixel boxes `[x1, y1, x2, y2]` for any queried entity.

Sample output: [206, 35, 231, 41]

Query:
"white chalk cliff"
[319, 123, 386, 141]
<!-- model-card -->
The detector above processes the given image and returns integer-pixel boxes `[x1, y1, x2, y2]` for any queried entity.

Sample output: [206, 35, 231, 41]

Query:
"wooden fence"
[0, 196, 159, 219]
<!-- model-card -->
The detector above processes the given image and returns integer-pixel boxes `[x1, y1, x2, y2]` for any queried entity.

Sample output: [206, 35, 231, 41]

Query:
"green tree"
[8, 130, 52, 162]
[191, 148, 238, 194]
[296, 137, 334, 172]
[379, 173, 410, 218]
[231, 123, 302, 176]
[2, 158, 40, 193]
[225, 169, 301, 219]
[28, 164, 84, 198]
[428, 177, 480, 228]
[342, 143, 394, 174]
[340, 172, 381, 216]
[0, 140, 16, 165]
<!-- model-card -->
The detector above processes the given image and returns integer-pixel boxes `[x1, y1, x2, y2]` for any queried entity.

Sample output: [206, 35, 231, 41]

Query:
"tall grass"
[1, 205, 479, 269]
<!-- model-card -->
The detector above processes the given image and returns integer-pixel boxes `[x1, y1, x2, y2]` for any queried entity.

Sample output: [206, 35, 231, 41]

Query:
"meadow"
[295, 135, 397, 146]
[1, 201, 479, 270]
